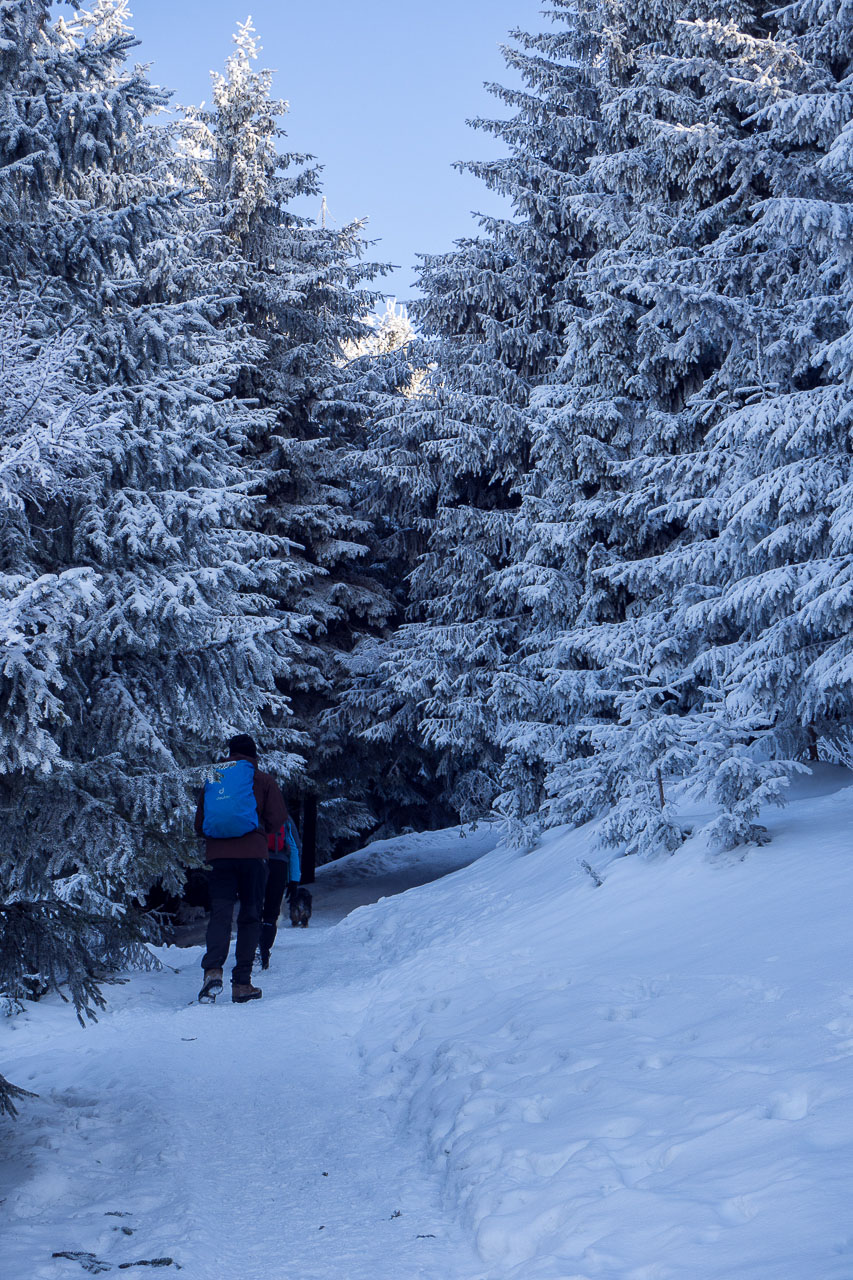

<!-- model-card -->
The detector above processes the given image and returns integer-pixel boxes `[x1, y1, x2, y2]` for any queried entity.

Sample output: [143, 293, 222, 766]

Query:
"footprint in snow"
[638, 1052, 673, 1071]
[519, 1095, 552, 1123]
[603, 1005, 639, 1022]
[718, 1195, 760, 1225]
[825, 1016, 853, 1055]
[765, 1089, 810, 1121]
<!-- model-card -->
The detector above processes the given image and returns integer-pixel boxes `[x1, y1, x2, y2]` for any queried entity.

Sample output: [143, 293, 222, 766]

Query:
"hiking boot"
[231, 982, 262, 1004]
[259, 922, 276, 971]
[198, 968, 223, 1003]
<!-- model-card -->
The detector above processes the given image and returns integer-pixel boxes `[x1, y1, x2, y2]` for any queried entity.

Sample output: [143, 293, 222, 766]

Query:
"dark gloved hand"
[286, 881, 298, 901]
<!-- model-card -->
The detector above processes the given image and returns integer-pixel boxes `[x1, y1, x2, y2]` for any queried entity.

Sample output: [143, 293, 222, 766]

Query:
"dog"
[289, 886, 312, 928]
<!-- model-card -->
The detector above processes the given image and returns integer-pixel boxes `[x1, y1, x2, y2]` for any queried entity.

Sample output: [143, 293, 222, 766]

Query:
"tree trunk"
[301, 793, 317, 884]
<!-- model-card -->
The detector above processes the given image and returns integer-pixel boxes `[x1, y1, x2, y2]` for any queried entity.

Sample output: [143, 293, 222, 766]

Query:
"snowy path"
[0, 829, 497, 1280]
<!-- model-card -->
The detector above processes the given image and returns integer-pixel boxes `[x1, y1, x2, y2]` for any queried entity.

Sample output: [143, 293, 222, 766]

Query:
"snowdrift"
[340, 765, 853, 1278]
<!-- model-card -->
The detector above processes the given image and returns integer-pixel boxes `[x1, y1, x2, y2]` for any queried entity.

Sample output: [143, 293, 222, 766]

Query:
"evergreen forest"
[1, 0, 852, 1114]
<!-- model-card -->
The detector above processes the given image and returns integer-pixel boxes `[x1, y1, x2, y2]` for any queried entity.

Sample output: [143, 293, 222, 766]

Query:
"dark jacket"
[195, 753, 287, 861]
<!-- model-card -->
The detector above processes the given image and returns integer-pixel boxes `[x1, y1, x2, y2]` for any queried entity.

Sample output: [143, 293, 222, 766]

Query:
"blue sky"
[129, 0, 547, 303]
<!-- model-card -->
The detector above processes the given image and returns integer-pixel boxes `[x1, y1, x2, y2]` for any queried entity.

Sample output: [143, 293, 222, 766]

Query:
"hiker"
[259, 814, 302, 969]
[196, 734, 287, 1004]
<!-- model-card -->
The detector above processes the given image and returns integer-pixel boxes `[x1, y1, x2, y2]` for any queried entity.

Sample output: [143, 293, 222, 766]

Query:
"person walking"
[259, 815, 302, 969]
[196, 734, 287, 1004]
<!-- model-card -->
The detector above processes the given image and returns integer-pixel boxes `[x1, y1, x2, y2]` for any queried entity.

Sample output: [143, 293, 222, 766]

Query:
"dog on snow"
[289, 886, 312, 928]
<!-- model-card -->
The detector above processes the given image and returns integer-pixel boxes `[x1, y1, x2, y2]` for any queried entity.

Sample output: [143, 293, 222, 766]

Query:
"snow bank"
[309, 823, 500, 925]
[340, 765, 853, 1278]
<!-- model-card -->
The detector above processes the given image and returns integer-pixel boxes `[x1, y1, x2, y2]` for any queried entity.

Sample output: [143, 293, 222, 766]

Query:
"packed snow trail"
[0, 829, 498, 1280]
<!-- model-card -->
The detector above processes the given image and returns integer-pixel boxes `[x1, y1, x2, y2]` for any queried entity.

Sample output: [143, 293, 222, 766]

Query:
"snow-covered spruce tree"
[475, 0, 642, 842]
[314, 319, 428, 852]
[514, 0, 853, 850]
[330, 303, 460, 840]
[684, 0, 853, 836]
[0, 0, 295, 1105]
[598, 0, 853, 849]
[357, 238, 538, 826]
[0, 288, 147, 1116]
[488, 0, 718, 845]
[357, 7, 615, 829]
[179, 21, 403, 856]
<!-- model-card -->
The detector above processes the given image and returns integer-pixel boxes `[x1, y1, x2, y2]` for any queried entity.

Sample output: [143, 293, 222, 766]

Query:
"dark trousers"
[262, 859, 289, 926]
[201, 858, 268, 985]
[259, 859, 289, 960]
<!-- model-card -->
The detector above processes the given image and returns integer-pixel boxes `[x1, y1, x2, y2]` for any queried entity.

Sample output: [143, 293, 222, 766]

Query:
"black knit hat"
[228, 733, 258, 759]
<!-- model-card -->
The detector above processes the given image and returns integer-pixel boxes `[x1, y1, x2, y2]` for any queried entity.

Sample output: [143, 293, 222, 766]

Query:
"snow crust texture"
[3, 783, 853, 1278]
[346, 775, 853, 1278]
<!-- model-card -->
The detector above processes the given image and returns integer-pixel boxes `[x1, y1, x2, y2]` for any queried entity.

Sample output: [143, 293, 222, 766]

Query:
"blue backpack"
[202, 759, 260, 839]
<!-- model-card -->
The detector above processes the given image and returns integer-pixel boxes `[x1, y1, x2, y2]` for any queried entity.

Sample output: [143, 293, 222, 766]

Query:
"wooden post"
[301, 793, 317, 884]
